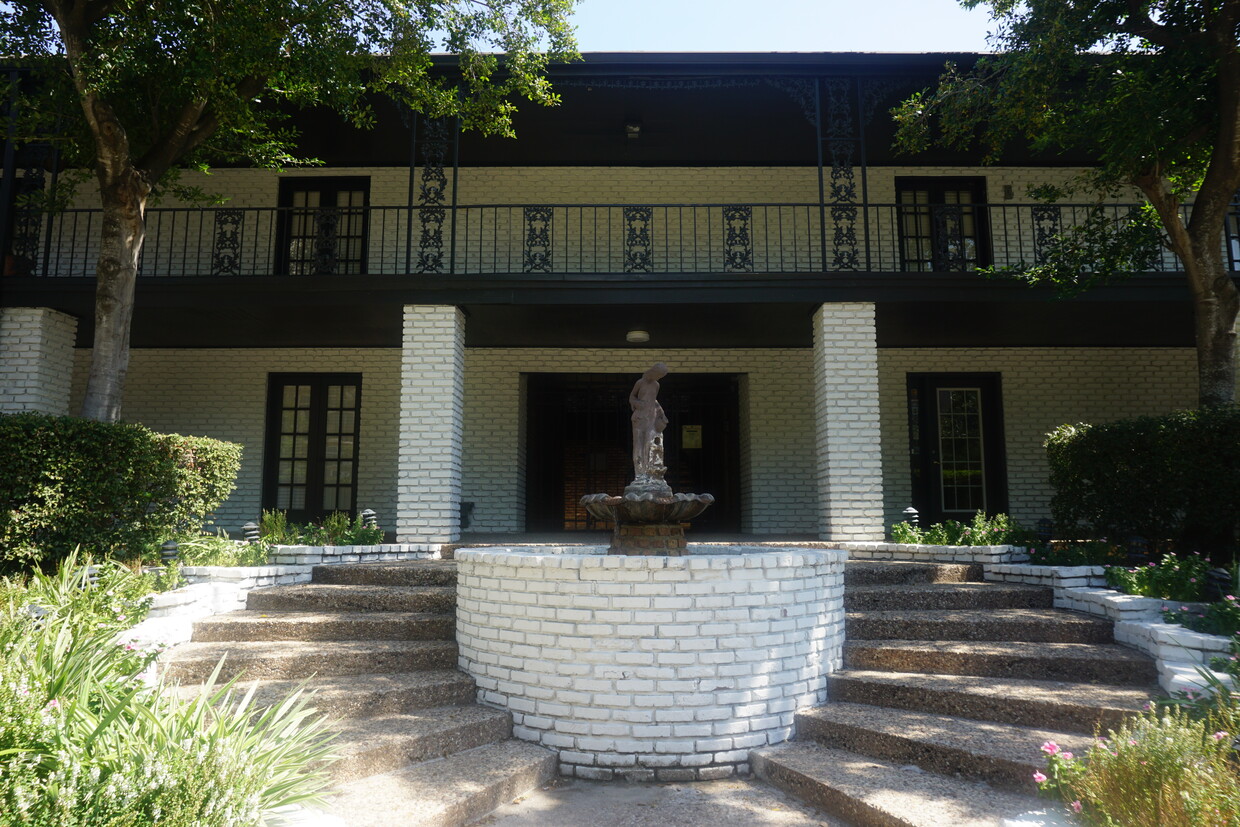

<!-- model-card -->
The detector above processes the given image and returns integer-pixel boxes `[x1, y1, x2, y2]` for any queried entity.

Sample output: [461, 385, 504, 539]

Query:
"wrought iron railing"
[10, 201, 1233, 279]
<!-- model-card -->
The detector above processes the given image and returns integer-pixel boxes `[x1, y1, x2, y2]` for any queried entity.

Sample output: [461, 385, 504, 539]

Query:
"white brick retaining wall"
[982, 564, 1234, 695]
[455, 545, 847, 781]
[267, 543, 441, 566]
[829, 541, 1029, 565]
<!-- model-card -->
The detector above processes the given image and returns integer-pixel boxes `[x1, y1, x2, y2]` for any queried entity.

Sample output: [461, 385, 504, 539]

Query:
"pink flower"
[1072, 801, 1083, 813]
[1040, 741, 1060, 755]
[1228, 596, 1237, 601]
[1033, 771, 1048, 784]
[44, 699, 59, 710]
[1213, 731, 1229, 741]
[1061, 752, 1073, 760]
[1190, 578, 1197, 583]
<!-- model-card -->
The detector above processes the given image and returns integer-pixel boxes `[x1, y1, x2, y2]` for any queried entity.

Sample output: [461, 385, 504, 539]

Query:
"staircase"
[163, 560, 556, 827]
[752, 561, 1160, 827]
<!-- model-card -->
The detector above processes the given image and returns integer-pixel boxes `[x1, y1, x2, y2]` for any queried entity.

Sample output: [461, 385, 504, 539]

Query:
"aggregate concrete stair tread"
[829, 669, 1154, 733]
[844, 583, 1052, 611]
[162, 639, 457, 683]
[192, 610, 454, 642]
[844, 639, 1158, 684]
[326, 739, 558, 827]
[312, 560, 458, 587]
[752, 741, 1041, 827]
[182, 670, 478, 720]
[326, 705, 513, 782]
[844, 561, 982, 586]
[845, 608, 1114, 644]
[246, 584, 457, 614]
[795, 702, 1093, 791]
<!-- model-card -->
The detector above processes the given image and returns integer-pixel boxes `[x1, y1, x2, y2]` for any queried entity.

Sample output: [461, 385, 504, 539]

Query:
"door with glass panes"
[906, 373, 1007, 525]
[262, 374, 362, 522]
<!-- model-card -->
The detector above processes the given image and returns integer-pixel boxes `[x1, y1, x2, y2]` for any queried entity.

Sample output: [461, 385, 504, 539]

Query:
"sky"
[568, 0, 998, 54]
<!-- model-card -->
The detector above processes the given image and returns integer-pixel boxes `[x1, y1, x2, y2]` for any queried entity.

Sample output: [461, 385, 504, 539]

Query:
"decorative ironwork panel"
[313, 208, 340, 274]
[822, 78, 855, 140]
[623, 207, 654, 274]
[931, 205, 968, 271]
[1032, 205, 1062, 265]
[765, 78, 817, 124]
[828, 139, 859, 271]
[416, 117, 450, 274]
[8, 162, 46, 276]
[523, 206, 553, 273]
[723, 206, 753, 272]
[210, 209, 243, 276]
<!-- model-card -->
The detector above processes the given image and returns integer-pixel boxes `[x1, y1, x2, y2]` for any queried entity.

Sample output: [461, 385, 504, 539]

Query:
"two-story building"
[2, 52, 1236, 545]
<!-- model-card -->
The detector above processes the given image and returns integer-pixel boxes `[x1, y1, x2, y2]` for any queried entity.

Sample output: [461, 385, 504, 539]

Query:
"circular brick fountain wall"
[454, 545, 846, 781]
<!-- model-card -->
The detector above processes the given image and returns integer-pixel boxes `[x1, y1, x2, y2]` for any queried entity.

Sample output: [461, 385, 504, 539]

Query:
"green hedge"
[1045, 406, 1240, 556]
[0, 413, 241, 566]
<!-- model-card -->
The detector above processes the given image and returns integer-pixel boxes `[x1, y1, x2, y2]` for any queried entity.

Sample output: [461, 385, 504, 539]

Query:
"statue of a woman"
[628, 363, 670, 493]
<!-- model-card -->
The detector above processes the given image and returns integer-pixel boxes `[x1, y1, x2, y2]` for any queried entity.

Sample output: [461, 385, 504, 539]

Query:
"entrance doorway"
[525, 373, 742, 532]
[906, 372, 1008, 525]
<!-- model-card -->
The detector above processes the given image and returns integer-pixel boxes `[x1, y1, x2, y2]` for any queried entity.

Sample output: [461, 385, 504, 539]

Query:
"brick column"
[812, 303, 884, 541]
[396, 305, 466, 544]
[0, 307, 78, 416]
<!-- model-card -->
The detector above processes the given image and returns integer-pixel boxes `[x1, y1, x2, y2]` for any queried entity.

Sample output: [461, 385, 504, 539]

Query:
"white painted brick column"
[812, 303, 884, 541]
[0, 307, 78, 415]
[396, 305, 465, 544]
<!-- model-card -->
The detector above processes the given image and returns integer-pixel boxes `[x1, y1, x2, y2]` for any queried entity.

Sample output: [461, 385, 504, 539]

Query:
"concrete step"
[192, 611, 453, 643]
[845, 583, 1052, 611]
[326, 739, 558, 827]
[844, 561, 982, 586]
[312, 560, 458, 588]
[845, 608, 1113, 644]
[247, 584, 456, 614]
[327, 705, 513, 783]
[829, 669, 1154, 734]
[163, 639, 457, 683]
[752, 741, 1042, 827]
[844, 639, 1158, 685]
[794, 702, 1092, 792]
[198, 670, 478, 720]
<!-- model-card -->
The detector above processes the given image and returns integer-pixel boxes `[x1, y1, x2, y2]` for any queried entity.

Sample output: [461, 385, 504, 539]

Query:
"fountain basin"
[454, 544, 846, 781]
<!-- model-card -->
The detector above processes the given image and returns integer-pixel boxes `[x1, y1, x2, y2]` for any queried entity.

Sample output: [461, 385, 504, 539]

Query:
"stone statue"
[627, 363, 671, 495]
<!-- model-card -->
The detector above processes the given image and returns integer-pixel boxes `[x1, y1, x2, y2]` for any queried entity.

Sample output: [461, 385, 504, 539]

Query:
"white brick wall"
[813, 304, 884, 541]
[877, 347, 1200, 529]
[0, 307, 78, 415]
[69, 347, 402, 535]
[455, 544, 846, 781]
[462, 348, 817, 535]
[397, 306, 466, 543]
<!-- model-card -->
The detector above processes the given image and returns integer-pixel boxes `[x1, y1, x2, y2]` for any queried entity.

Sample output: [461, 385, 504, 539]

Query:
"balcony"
[9, 201, 1235, 279]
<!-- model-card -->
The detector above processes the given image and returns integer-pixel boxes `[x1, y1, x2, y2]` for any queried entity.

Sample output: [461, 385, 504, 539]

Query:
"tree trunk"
[1187, 246, 1240, 409]
[79, 177, 148, 421]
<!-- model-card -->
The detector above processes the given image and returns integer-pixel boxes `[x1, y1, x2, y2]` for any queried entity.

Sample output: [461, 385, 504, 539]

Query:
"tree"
[893, 0, 1240, 407]
[1, 0, 577, 421]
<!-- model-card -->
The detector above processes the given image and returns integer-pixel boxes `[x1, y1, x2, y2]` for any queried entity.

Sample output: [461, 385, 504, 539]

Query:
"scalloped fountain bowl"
[580, 491, 715, 555]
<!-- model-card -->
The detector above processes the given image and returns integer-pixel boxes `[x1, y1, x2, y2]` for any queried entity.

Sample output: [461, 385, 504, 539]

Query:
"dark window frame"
[274, 176, 371, 276]
[895, 176, 992, 272]
[262, 372, 363, 523]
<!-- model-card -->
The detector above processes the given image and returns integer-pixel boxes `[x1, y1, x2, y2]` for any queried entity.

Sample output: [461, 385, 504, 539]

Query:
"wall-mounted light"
[624, 121, 642, 140]
[626, 329, 650, 343]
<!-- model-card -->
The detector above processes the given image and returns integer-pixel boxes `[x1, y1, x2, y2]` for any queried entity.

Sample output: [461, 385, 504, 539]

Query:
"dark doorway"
[525, 373, 742, 532]
[906, 372, 1008, 525]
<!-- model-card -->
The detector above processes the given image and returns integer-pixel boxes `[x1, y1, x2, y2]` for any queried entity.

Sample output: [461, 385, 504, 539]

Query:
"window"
[276, 177, 369, 275]
[262, 373, 362, 522]
[896, 177, 991, 272]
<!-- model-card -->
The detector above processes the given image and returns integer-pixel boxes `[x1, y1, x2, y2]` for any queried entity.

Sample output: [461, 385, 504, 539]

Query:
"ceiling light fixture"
[625, 329, 650, 344]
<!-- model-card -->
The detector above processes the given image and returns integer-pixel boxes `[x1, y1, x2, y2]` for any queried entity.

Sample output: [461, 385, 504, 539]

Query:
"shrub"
[173, 530, 269, 568]
[1105, 552, 1211, 602]
[889, 511, 1037, 547]
[0, 413, 242, 568]
[1045, 407, 1240, 560]
[1027, 540, 1127, 567]
[1036, 707, 1240, 826]
[0, 556, 334, 826]
[1163, 595, 1240, 639]
[260, 509, 384, 547]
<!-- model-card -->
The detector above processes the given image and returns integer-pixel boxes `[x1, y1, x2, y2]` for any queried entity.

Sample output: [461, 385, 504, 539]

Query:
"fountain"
[452, 362, 845, 780]
[579, 363, 715, 554]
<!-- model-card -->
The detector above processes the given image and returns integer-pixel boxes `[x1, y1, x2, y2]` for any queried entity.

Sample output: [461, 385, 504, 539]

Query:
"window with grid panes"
[276, 177, 369, 275]
[896, 177, 990, 272]
[262, 374, 362, 522]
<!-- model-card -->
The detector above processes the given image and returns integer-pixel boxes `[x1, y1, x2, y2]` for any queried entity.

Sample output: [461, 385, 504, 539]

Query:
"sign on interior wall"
[682, 424, 702, 450]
